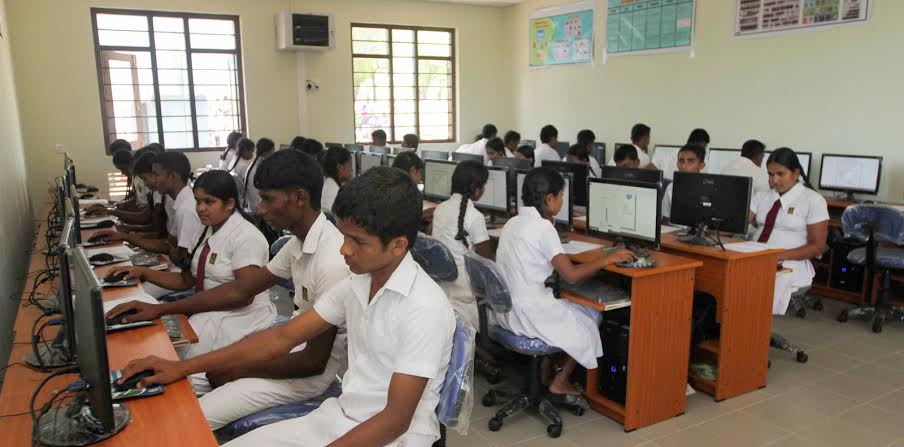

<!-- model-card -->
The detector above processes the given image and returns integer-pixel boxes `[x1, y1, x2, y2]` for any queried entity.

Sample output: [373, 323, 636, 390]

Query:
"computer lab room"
[1, 0, 903, 446]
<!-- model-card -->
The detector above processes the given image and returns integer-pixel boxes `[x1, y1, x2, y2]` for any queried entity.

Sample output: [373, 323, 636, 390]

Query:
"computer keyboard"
[560, 277, 630, 308]
[602, 245, 657, 268]
[161, 315, 187, 346]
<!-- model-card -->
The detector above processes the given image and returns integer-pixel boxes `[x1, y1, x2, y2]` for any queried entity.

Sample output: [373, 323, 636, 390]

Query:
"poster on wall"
[529, 1, 595, 68]
[735, 0, 871, 37]
[605, 0, 695, 56]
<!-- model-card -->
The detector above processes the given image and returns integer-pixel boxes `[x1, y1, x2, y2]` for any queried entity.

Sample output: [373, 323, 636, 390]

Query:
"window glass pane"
[393, 73, 415, 87]
[392, 29, 414, 42]
[394, 127, 416, 141]
[153, 16, 184, 33]
[392, 43, 414, 57]
[354, 86, 391, 101]
[394, 100, 415, 114]
[418, 73, 452, 88]
[353, 57, 390, 74]
[393, 57, 415, 74]
[393, 87, 415, 100]
[162, 116, 193, 132]
[352, 27, 388, 41]
[157, 68, 189, 86]
[159, 84, 191, 100]
[419, 86, 452, 100]
[352, 41, 389, 55]
[419, 100, 452, 114]
[354, 100, 391, 114]
[417, 43, 451, 57]
[188, 18, 235, 35]
[98, 30, 150, 47]
[156, 50, 188, 69]
[354, 72, 390, 87]
[163, 131, 194, 149]
[420, 125, 451, 140]
[418, 59, 452, 75]
[96, 14, 148, 31]
[154, 31, 185, 50]
[190, 33, 236, 50]
[199, 128, 239, 149]
[159, 100, 192, 116]
[395, 114, 416, 126]
[418, 30, 451, 44]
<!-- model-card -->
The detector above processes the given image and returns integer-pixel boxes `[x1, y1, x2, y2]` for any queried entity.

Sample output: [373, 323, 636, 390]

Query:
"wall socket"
[55, 144, 65, 154]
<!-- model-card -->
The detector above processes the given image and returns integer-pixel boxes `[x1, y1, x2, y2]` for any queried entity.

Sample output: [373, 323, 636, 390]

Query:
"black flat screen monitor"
[521, 139, 536, 148]
[66, 194, 82, 245]
[491, 157, 532, 171]
[587, 178, 661, 249]
[384, 154, 397, 167]
[58, 218, 78, 356]
[423, 159, 457, 202]
[818, 154, 882, 195]
[451, 152, 482, 163]
[600, 166, 663, 185]
[357, 151, 384, 175]
[592, 142, 606, 167]
[670, 172, 752, 235]
[345, 143, 364, 153]
[516, 170, 573, 229]
[555, 141, 570, 158]
[542, 160, 589, 207]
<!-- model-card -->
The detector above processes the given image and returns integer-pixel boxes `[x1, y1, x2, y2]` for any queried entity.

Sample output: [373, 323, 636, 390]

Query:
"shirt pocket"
[202, 251, 236, 287]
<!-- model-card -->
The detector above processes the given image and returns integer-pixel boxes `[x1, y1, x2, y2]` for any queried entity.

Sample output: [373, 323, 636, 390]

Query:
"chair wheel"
[837, 311, 849, 323]
[572, 406, 586, 416]
[796, 308, 807, 319]
[488, 417, 503, 432]
[487, 371, 502, 384]
[482, 392, 496, 407]
[813, 301, 824, 311]
[796, 351, 808, 363]
[547, 424, 562, 438]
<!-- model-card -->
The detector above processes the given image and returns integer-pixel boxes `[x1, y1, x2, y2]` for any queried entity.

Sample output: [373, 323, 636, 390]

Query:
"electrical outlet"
[55, 144, 65, 154]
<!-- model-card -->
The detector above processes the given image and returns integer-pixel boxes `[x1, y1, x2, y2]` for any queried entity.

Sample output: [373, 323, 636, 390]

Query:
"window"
[351, 24, 456, 144]
[91, 9, 246, 152]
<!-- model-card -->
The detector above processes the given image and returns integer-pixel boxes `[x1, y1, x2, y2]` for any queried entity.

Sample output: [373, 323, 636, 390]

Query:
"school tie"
[757, 199, 782, 243]
[194, 242, 211, 292]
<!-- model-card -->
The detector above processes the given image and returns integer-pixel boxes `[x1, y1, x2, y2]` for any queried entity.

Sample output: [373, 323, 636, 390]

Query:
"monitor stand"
[678, 223, 718, 247]
[35, 393, 130, 446]
[841, 191, 857, 203]
[26, 331, 75, 369]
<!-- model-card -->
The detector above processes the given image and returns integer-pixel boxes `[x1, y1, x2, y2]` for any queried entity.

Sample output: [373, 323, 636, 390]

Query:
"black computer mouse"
[104, 271, 129, 283]
[88, 233, 110, 244]
[76, 183, 87, 189]
[90, 253, 115, 263]
[114, 369, 155, 392]
[86, 187, 99, 193]
[80, 194, 95, 200]
[107, 308, 138, 326]
[94, 220, 116, 228]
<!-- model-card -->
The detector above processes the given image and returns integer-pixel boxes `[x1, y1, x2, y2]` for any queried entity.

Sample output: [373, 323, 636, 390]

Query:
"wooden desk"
[0, 205, 215, 446]
[659, 233, 782, 401]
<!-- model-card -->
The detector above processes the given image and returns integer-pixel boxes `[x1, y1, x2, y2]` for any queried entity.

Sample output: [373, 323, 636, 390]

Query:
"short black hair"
[485, 137, 505, 154]
[299, 138, 324, 158]
[155, 151, 193, 182]
[504, 130, 521, 145]
[679, 143, 706, 162]
[567, 144, 589, 162]
[371, 129, 387, 140]
[227, 131, 243, 148]
[741, 139, 766, 159]
[146, 142, 164, 153]
[631, 123, 651, 143]
[481, 124, 498, 139]
[687, 128, 711, 145]
[256, 137, 276, 157]
[540, 125, 558, 144]
[333, 166, 422, 248]
[402, 133, 419, 149]
[577, 129, 595, 146]
[112, 149, 133, 167]
[522, 167, 564, 217]
[109, 139, 132, 154]
[392, 151, 424, 174]
[613, 144, 639, 163]
[254, 147, 323, 210]
[290, 136, 306, 149]
[516, 145, 534, 162]
[237, 137, 255, 157]
[133, 151, 157, 176]
[321, 146, 353, 184]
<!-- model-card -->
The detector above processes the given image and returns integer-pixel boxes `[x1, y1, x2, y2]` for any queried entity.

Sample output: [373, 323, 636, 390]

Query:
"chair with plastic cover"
[411, 232, 458, 284]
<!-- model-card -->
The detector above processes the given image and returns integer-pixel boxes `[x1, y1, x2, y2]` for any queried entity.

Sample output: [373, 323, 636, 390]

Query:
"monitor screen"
[451, 152, 482, 163]
[555, 142, 570, 158]
[491, 156, 531, 171]
[819, 154, 882, 194]
[671, 172, 752, 234]
[542, 160, 589, 207]
[521, 139, 537, 148]
[421, 150, 449, 161]
[58, 220, 78, 355]
[587, 178, 661, 247]
[517, 171, 572, 227]
[592, 143, 606, 166]
[357, 152, 383, 175]
[600, 166, 663, 185]
[67, 189, 82, 244]
[345, 143, 364, 153]
[384, 154, 397, 167]
[424, 159, 457, 201]
[474, 167, 510, 214]
[652, 145, 681, 180]
[708, 148, 812, 177]
[368, 146, 391, 155]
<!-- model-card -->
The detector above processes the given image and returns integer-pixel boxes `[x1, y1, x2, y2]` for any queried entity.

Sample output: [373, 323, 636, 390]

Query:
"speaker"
[831, 240, 865, 292]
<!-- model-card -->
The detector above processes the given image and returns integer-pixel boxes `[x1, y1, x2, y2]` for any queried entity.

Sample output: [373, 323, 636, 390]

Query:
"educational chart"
[529, 1, 595, 67]
[735, 0, 870, 37]
[606, 0, 695, 55]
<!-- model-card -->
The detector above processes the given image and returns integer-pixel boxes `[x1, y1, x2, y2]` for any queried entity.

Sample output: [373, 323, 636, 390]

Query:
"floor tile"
[472, 411, 548, 446]
[762, 434, 824, 447]
[834, 404, 904, 446]
[810, 371, 895, 404]
[511, 435, 579, 446]
[717, 390, 775, 412]
[697, 411, 790, 447]
[796, 417, 892, 447]
[869, 389, 904, 413]
[654, 427, 729, 447]
[562, 416, 649, 447]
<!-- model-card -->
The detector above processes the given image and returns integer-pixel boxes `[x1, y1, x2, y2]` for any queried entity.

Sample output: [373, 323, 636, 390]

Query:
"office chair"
[836, 205, 904, 333]
[410, 233, 458, 283]
[463, 252, 587, 439]
[770, 286, 810, 363]
[788, 247, 829, 319]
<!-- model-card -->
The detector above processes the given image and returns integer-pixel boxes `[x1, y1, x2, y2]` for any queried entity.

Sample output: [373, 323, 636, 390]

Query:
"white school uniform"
[161, 192, 176, 236]
[231, 156, 253, 179]
[492, 207, 603, 369]
[133, 176, 149, 207]
[661, 182, 674, 219]
[200, 212, 350, 429]
[224, 253, 454, 447]
[534, 143, 562, 167]
[181, 212, 277, 393]
[750, 183, 829, 315]
[171, 184, 204, 250]
[431, 193, 490, 328]
[241, 157, 261, 212]
[220, 148, 237, 171]
[321, 177, 341, 214]
[607, 144, 652, 168]
[722, 156, 770, 197]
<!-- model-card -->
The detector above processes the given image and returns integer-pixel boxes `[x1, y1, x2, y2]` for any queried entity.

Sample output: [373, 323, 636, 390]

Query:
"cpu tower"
[597, 320, 629, 405]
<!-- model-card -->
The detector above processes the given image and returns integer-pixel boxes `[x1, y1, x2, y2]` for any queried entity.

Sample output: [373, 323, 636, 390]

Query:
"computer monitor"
[421, 150, 449, 161]
[64, 153, 77, 192]
[325, 142, 344, 150]
[451, 152, 482, 163]
[819, 154, 882, 198]
[345, 143, 364, 153]
[392, 147, 415, 155]
[600, 166, 663, 185]
[384, 154, 397, 167]
[474, 167, 510, 215]
[423, 159, 457, 202]
[555, 141, 570, 158]
[55, 178, 67, 226]
[368, 145, 391, 155]
[279, 144, 291, 150]
[490, 156, 532, 171]
[591, 143, 606, 167]
[357, 151, 384, 175]
[587, 178, 661, 249]
[542, 160, 589, 207]
[349, 150, 358, 179]
[652, 145, 681, 180]
[516, 170, 573, 229]
[671, 172, 752, 245]
[521, 139, 537, 148]
[705, 148, 742, 176]
[66, 192, 82, 245]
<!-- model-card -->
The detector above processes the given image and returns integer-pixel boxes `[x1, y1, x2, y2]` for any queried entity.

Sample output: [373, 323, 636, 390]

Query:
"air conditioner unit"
[275, 11, 335, 51]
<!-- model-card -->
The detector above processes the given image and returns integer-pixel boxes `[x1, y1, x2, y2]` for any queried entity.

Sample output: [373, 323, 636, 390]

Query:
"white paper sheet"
[724, 241, 770, 253]
[561, 240, 602, 255]
[79, 199, 109, 206]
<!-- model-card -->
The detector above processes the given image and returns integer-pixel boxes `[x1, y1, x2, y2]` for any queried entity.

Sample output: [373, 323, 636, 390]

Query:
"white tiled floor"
[452, 298, 904, 447]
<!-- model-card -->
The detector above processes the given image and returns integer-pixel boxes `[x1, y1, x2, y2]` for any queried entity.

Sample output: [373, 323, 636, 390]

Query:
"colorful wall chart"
[606, 0, 695, 55]
[529, 1, 594, 67]
[736, 0, 871, 37]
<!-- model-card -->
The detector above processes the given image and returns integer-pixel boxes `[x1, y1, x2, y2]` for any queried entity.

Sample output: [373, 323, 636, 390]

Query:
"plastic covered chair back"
[435, 318, 476, 435]
[270, 235, 293, 258]
[463, 251, 511, 314]
[230, 172, 245, 198]
[411, 232, 458, 283]
[842, 205, 904, 245]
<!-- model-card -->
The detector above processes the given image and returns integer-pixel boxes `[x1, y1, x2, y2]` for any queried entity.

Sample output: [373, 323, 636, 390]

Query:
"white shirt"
[133, 176, 149, 207]
[172, 183, 204, 249]
[534, 143, 561, 167]
[497, 207, 563, 297]
[662, 182, 673, 219]
[722, 156, 771, 197]
[231, 156, 253, 179]
[219, 148, 236, 170]
[607, 144, 652, 168]
[313, 253, 454, 438]
[241, 157, 261, 212]
[562, 155, 602, 178]
[751, 183, 829, 254]
[321, 177, 341, 214]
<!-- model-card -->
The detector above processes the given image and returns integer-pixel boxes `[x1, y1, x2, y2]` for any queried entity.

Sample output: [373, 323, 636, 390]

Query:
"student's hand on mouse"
[86, 204, 108, 216]
[602, 248, 634, 265]
[97, 230, 126, 242]
[118, 356, 187, 388]
[108, 266, 145, 281]
[105, 301, 161, 323]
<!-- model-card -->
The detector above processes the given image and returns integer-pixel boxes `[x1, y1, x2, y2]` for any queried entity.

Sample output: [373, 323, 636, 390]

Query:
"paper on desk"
[661, 225, 683, 234]
[574, 215, 587, 223]
[561, 240, 603, 255]
[79, 199, 109, 206]
[82, 216, 121, 225]
[487, 228, 503, 239]
[724, 241, 770, 253]
[102, 292, 159, 314]
[86, 245, 137, 259]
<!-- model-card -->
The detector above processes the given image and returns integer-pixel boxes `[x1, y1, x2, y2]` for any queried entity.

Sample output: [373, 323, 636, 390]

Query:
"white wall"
[504, 0, 903, 202]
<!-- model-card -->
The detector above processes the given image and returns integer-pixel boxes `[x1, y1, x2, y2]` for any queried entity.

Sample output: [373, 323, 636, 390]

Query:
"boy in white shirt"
[116, 166, 456, 446]
[534, 124, 562, 167]
[662, 144, 706, 222]
[608, 124, 654, 169]
[722, 139, 770, 196]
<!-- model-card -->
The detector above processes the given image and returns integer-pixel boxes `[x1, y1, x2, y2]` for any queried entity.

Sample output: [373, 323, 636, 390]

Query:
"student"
[565, 144, 600, 178]
[242, 137, 276, 213]
[392, 151, 425, 185]
[109, 150, 348, 428]
[116, 167, 455, 446]
[401, 133, 419, 151]
[687, 128, 711, 149]
[320, 146, 354, 213]
[111, 149, 137, 203]
[484, 137, 506, 163]
[575, 129, 602, 174]
[90, 147, 151, 225]
[493, 167, 632, 397]
[431, 160, 495, 328]
[514, 144, 535, 165]
[220, 131, 244, 170]
[229, 138, 255, 178]
[289, 135, 306, 151]
[534, 124, 562, 167]
[370, 129, 389, 151]
[722, 139, 770, 196]
[612, 144, 640, 169]
[609, 124, 653, 168]
[503, 130, 521, 155]
[110, 138, 132, 155]
[661, 144, 706, 221]
[299, 138, 325, 160]
[749, 148, 828, 315]
[457, 123, 506, 161]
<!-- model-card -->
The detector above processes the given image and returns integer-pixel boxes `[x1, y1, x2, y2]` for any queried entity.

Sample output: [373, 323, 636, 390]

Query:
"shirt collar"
[517, 206, 542, 220]
[207, 211, 243, 247]
[778, 182, 805, 208]
[349, 252, 419, 308]
[174, 183, 193, 206]
[300, 212, 329, 256]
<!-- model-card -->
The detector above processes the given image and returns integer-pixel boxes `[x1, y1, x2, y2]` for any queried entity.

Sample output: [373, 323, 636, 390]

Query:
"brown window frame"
[91, 8, 247, 153]
[351, 23, 457, 145]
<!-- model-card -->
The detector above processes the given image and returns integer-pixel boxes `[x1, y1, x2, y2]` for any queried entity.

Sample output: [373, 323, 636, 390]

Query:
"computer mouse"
[86, 187, 99, 193]
[104, 271, 129, 283]
[94, 220, 116, 228]
[76, 183, 87, 189]
[90, 253, 115, 263]
[107, 308, 138, 326]
[114, 369, 155, 392]
[80, 194, 95, 200]
[88, 233, 110, 244]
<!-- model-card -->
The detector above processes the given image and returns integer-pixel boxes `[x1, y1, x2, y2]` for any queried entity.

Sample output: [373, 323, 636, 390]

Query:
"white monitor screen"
[358, 153, 382, 174]
[587, 180, 659, 243]
[652, 145, 681, 180]
[517, 172, 570, 225]
[424, 160, 456, 200]
[706, 148, 741, 175]
[384, 154, 397, 167]
[819, 155, 881, 193]
[349, 152, 357, 178]
[474, 168, 508, 212]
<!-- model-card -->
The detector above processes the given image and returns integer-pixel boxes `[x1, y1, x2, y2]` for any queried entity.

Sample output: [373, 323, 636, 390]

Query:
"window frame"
[350, 23, 457, 145]
[90, 8, 247, 153]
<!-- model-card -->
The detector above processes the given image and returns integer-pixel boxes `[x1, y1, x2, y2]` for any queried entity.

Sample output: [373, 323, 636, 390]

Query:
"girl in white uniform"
[219, 131, 243, 170]
[229, 137, 255, 180]
[749, 148, 828, 315]
[431, 160, 496, 328]
[493, 167, 633, 396]
[109, 170, 275, 393]
[319, 146, 353, 213]
[240, 137, 276, 213]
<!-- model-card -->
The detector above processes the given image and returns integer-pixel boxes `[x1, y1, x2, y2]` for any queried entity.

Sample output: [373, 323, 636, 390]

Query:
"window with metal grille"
[351, 24, 456, 144]
[91, 8, 246, 152]
[107, 172, 130, 202]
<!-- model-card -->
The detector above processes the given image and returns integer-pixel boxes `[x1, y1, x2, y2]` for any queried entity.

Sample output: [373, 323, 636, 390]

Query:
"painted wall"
[504, 0, 903, 201]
